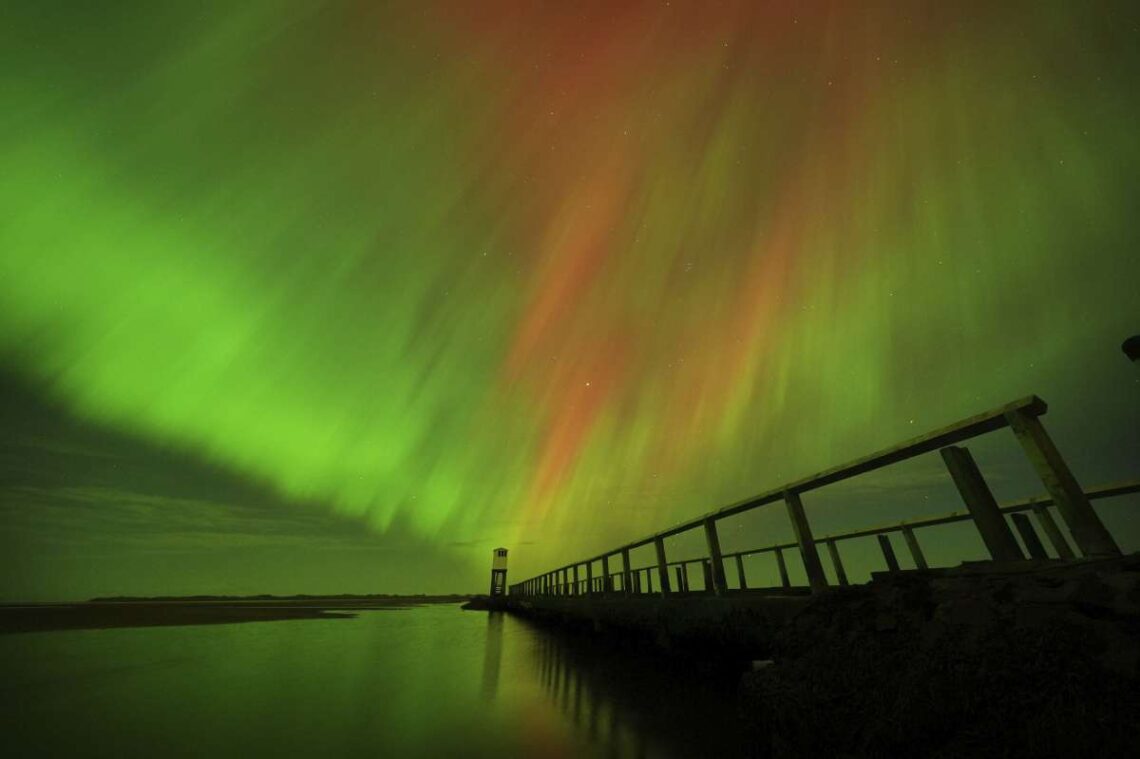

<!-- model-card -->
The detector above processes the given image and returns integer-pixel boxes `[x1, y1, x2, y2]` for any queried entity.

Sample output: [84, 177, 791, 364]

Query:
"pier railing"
[510, 396, 1137, 598]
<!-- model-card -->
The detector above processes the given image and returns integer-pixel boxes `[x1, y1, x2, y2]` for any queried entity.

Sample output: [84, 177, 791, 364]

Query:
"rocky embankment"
[741, 555, 1140, 758]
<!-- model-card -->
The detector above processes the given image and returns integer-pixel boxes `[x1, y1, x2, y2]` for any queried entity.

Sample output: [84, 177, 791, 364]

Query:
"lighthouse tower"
[489, 547, 509, 596]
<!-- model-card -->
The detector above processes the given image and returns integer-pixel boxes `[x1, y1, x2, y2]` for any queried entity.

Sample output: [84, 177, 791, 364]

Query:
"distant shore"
[0, 595, 471, 634]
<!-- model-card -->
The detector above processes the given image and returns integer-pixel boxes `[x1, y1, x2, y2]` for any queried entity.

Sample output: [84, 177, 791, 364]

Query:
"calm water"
[0, 606, 744, 757]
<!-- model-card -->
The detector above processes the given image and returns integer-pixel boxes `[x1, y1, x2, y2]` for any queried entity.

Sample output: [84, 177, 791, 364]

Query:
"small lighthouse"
[489, 547, 509, 596]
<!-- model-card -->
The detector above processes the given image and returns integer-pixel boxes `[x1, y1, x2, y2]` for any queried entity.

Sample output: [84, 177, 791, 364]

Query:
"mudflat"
[0, 595, 470, 634]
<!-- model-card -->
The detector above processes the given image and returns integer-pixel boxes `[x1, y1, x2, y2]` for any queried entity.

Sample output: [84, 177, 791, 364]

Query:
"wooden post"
[586, 561, 594, 597]
[784, 491, 828, 592]
[621, 548, 632, 597]
[901, 526, 928, 570]
[646, 568, 654, 594]
[702, 560, 713, 593]
[1032, 504, 1075, 559]
[941, 446, 1024, 561]
[1012, 513, 1048, 559]
[878, 534, 901, 572]
[825, 539, 849, 586]
[774, 547, 791, 588]
[736, 554, 748, 590]
[675, 566, 685, 593]
[703, 517, 728, 596]
[601, 555, 611, 593]
[573, 564, 580, 596]
[1006, 409, 1120, 556]
[654, 536, 671, 595]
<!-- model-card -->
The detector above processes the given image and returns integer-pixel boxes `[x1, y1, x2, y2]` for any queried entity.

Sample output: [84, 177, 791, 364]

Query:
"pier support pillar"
[654, 536, 672, 595]
[703, 518, 728, 596]
[784, 491, 828, 593]
[1032, 504, 1075, 559]
[901, 526, 928, 570]
[941, 446, 1024, 561]
[1006, 409, 1120, 557]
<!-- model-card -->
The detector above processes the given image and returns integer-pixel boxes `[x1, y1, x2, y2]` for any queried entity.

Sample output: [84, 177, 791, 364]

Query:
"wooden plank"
[654, 536, 671, 595]
[1032, 504, 1075, 559]
[825, 539, 849, 585]
[775, 547, 791, 588]
[901, 526, 928, 570]
[878, 534, 901, 572]
[941, 445, 1024, 561]
[785, 491, 828, 592]
[703, 518, 728, 596]
[1011, 512, 1048, 560]
[1006, 409, 1121, 556]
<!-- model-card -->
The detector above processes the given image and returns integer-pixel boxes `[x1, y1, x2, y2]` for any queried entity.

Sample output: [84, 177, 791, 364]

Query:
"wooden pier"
[509, 396, 1137, 610]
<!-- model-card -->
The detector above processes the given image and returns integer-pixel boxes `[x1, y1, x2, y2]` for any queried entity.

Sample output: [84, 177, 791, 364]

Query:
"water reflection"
[0, 606, 746, 758]
[480, 611, 504, 700]
[521, 619, 745, 758]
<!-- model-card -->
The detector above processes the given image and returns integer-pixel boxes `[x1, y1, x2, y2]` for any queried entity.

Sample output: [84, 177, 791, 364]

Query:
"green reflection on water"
[0, 606, 742, 758]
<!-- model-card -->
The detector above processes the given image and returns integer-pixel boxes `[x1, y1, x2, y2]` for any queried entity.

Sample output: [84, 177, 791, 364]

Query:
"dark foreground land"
[0, 595, 470, 634]
[489, 555, 1140, 758]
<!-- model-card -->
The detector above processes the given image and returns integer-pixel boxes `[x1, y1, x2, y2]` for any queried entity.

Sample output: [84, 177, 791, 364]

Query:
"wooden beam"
[775, 546, 791, 588]
[1006, 409, 1120, 556]
[784, 491, 829, 592]
[1032, 504, 1075, 559]
[654, 536, 671, 595]
[703, 518, 728, 596]
[878, 534, 900, 572]
[1011, 512, 1048, 560]
[941, 445, 1024, 561]
[825, 539, 849, 585]
[901, 526, 928, 570]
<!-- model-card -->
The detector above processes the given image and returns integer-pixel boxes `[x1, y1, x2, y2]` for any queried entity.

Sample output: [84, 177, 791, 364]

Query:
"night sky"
[2, 1, 1138, 600]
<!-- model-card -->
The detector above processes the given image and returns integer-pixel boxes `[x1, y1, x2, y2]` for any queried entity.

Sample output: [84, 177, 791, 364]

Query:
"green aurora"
[2, 1, 1138, 598]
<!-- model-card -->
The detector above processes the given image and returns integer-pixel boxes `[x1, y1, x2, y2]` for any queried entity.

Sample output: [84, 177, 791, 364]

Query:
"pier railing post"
[621, 548, 632, 597]
[573, 564, 580, 595]
[1011, 513, 1048, 559]
[736, 555, 748, 590]
[784, 491, 829, 593]
[878, 534, 901, 572]
[675, 566, 685, 593]
[901, 526, 928, 570]
[586, 561, 594, 596]
[941, 445, 1024, 561]
[601, 555, 611, 594]
[825, 539, 849, 586]
[703, 517, 728, 596]
[654, 536, 671, 595]
[1005, 409, 1121, 557]
[1032, 504, 1075, 559]
[774, 547, 791, 588]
